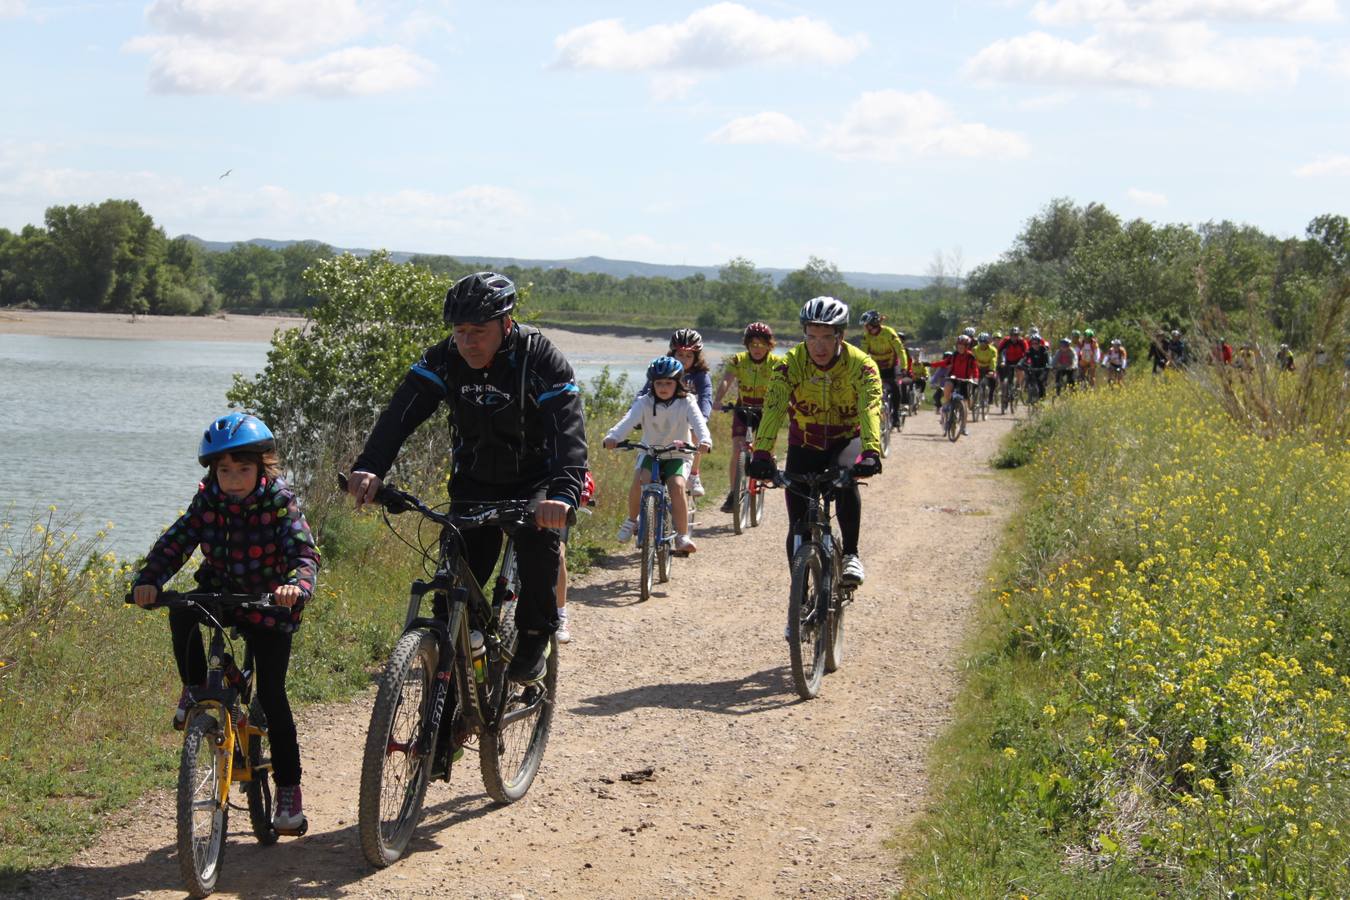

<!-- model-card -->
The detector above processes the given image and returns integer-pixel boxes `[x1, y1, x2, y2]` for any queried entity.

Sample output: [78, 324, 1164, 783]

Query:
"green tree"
[211, 243, 285, 308]
[280, 241, 335, 308]
[715, 256, 775, 324]
[778, 256, 845, 304]
[40, 199, 166, 311]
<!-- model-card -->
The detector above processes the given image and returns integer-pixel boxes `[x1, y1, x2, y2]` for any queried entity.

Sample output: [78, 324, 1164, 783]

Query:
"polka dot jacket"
[135, 476, 321, 633]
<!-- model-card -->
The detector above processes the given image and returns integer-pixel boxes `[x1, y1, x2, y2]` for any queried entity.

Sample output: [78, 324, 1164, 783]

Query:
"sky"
[2, 1, 1348, 276]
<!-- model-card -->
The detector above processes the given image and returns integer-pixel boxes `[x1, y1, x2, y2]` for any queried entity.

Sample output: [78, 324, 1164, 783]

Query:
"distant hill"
[180, 236, 932, 292]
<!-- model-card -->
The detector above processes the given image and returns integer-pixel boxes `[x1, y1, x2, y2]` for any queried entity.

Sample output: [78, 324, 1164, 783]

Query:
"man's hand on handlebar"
[534, 499, 571, 530]
[347, 470, 383, 510]
[133, 584, 158, 607]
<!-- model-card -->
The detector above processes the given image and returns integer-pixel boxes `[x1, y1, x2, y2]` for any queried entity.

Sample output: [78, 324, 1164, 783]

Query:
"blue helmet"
[646, 356, 684, 382]
[198, 413, 275, 466]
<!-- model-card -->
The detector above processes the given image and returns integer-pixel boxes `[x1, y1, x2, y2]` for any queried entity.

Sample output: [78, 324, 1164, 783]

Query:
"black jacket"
[353, 324, 588, 506]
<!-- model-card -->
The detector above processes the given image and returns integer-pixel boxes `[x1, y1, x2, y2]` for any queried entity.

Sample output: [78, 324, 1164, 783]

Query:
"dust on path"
[32, 410, 1019, 899]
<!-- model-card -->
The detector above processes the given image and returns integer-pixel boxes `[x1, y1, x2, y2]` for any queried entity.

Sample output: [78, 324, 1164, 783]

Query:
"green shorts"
[637, 455, 690, 482]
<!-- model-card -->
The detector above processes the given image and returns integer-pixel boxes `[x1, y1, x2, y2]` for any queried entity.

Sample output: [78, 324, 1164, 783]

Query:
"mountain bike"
[975, 373, 995, 422]
[775, 468, 858, 700]
[612, 441, 695, 601]
[127, 591, 289, 898]
[1021, 365, 1049, 411]
[999, 366, 1019, 415]
[720, 404, 769, 535]
[339, 474, 568, 868]
[941, 378, 977, 442]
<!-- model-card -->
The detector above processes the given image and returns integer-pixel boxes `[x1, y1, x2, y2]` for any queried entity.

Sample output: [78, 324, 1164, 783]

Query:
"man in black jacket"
[346, 272, 587, 683]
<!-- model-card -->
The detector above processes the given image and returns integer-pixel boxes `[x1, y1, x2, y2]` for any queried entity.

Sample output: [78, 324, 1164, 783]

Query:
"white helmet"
[800, 296, 850, 328]
[963, 326, 977, 338]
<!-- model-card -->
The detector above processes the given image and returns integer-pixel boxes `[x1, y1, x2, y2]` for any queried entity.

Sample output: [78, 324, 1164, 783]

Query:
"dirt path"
[37, 410, 1018, 899]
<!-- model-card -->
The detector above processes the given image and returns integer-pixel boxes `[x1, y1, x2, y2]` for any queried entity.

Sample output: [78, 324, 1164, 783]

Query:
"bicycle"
[1021, 365, 1049, 411]
[999, 366, 1019, 416]
[941, 378, 977, 442]
[612, 441, 695, 601]
[1106, 362, 1126, 387]
[127, 591, 291, 898]
[720, 405, 770, 536]
[340, 474, 568, 868]
[974, 373, 995, 422]
[774, 467, 858, 700]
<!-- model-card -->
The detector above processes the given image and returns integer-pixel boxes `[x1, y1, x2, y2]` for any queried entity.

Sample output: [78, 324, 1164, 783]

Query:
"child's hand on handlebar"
[274, 585, 302, 608]
[347, 470, 383, 510]
[698, 442, 712, 454]
[133, 584, 158, 607]
[603, 438, 617, 449]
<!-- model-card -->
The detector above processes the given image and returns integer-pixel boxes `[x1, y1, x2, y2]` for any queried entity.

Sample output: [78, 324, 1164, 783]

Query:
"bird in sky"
[219, 168, 232, 179]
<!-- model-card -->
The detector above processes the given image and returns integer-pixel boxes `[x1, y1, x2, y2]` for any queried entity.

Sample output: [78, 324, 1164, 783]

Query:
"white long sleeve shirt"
[605, 393, 712, 459]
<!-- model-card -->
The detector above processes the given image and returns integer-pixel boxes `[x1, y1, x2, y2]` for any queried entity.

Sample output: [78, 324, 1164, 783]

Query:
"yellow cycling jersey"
[856, 325, 908, 371]
[972, 344, 998, 371]
[722, 350, 785, 406]
[757, 341, 882, 455]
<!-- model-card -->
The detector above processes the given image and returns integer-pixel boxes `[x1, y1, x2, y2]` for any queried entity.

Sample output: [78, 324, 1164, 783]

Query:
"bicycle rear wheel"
[480, 634, 557, 803]
[730, 450, 746, 535]
[638, 493, 656, 601]
[748, 476, 764, 528]
[358, 629, 437, 868]
[177, 712, 227, 898]
[787, 546, 828, 700]
[243, 699, 277, 846]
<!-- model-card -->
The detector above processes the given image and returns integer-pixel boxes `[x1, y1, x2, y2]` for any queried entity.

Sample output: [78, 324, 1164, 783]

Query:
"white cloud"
[966, 23, 1314, 90]
[1, 1, 25, 18]
[552, 2, 867, 71]
[819, 90, 1030, 161]
[1030, 0, 1340, 24]
[649, 73, 701, 102]
[1127, 187, 1168, 206]
[1293, 154, 1350, 176]
[127, 0, 435, 97]
[708, 111, 807, 145]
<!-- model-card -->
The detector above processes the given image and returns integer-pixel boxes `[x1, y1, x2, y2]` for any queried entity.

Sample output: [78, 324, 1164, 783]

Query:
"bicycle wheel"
[957, 402, 968, 438]
[730, 450, 745, 535]
[657, 497, 672, 583]
[480, 634, 557, 803]
[880, 414, 892, 458]
[177, 712, 227, 898]
[243, 699, 277, 846]
[748, 476, 764, 528]
[787, 546, 828, 700]
[638, 492, 656, 601]
[944, 406, 959, 442]
[358, 629, 437, 868]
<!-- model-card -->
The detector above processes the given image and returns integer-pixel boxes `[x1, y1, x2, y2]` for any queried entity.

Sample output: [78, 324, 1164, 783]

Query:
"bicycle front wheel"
[358, 629, 437, 868]
[787, 547, 828, 700]
[748, 476, 764, 528]
[944, 407, 959, 442]
[243, 699, 277, 846]
[480, 635, 557, 803]
[730, 450, 746, 535]
[177, 712, 228, 898]
[639, 492, 656, 601]
[880, 414, 892, 458]
[657, 498, 672, 584]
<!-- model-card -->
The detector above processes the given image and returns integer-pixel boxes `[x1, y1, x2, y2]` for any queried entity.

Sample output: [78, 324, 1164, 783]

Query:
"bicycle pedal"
[672, 550, 691, 558]
[274, 820, 308, 838]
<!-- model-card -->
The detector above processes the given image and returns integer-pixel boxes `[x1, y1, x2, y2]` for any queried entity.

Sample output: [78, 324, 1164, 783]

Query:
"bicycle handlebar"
[124, 590, 288, 615]
[612, 440, 694, 456]
[337, 473, 574, 529]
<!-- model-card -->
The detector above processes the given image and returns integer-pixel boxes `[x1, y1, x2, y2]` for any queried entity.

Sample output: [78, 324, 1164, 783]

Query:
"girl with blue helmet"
[603, 357, 712, 554]
[131, 412, 320, 835]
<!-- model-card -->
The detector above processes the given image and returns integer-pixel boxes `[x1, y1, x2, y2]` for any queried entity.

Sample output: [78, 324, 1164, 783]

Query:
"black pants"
[450, 479, 561, 635]
[783, 443, 861, 563]
[169, 608, 301, 786]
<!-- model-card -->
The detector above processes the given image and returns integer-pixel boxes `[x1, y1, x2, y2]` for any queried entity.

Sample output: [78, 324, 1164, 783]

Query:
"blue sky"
[2, 1, 1347, 276]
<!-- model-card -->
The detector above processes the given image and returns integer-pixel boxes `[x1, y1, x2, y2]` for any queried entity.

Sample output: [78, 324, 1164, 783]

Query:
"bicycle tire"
[826, 597, 846, 673]
[358, 629, 438, 868]
[639, 492, 656, 601]
[243, 699, 278, 846]
[177, 712, 227, 898]
[787, 546, 828, 700]
[730, 450, 745, 535]
[944, 406, 959, 442]
[480, 634, 557, 803]
[880, 415, 892, 458]
[657, 496, 672, 584]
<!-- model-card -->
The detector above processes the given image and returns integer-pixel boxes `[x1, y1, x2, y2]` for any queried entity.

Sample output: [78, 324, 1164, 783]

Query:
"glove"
[746, 450, 777, 481]
[851, 450, 882, 479]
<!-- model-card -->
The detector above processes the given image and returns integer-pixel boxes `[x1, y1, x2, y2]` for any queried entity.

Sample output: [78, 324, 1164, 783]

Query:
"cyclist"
[1020, 335, 1051, 401]
[747, 297, 882, 586]
[1148, 331, 1170, 375]
[133, 413, 320, 834]
[712, 321, 783, 514]
[555, 469, 596, 644]
[1167, 330, 1189, 368]
[930, 336, 981, 435]
[1276, 343, 1296, 371]
[660, 329, 713, 499]
[928, 350, 953, 412]
[1052, 338, 1079, 394]
[1103, 338, 1128, 385]
[1211, 337, 1234, 366]
[604, 356, 712, 554]
[855, 310, 909, 430]
[1078, 329, 1100, 386]
[347, 272, 587, 685]
[971, 332, 999, 409]
[998, 327, 1029, 392]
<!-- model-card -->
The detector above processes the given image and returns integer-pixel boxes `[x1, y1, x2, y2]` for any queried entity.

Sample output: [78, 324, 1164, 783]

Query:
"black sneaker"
[507, 631, 549, 684]
[720, 494, 735, 514]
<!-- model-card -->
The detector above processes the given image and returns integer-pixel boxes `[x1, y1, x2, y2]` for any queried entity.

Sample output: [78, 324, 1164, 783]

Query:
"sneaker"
[720, 494, 735, 514]
[508, 631, 549, 683]
[556, 608, 572, 644]
[960, 427, 969, 435]
[689, 474, 706, 497]
[272, 783, 306, 833]
[673, 533, 697, 553]
[616, 518, 637, 542]
[841, 554, 865, 586]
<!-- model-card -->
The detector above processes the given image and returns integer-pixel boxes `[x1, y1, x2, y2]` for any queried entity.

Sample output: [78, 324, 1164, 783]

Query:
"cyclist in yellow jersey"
[856, 310, 909, 430]
[747, 297, 882, 586]
[713, 322, 785, 513]
[971, 332, 998, 409]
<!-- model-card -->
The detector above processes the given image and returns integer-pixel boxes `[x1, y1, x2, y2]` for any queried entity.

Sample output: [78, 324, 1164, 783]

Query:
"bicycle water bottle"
[470, 630, 486, 683]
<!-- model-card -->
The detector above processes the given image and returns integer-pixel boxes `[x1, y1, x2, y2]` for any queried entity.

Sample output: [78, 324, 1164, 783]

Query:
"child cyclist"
[668, 329, 713, 498]
[604, 356, 712, 554]
[712, 321, 783, 514]
[132, 413, 320, 834]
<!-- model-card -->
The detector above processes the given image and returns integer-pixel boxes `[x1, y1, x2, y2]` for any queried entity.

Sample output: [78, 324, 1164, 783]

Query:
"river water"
[0, 331, 731, 563]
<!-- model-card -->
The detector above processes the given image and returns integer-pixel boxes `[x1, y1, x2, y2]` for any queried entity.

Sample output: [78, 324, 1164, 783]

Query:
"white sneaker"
[556, 608, 572, 644]
[689, 474, 705, 497]
[841, 554, 865, 585]
[673, 533, 697, 553]
[616, 518, 636, 542]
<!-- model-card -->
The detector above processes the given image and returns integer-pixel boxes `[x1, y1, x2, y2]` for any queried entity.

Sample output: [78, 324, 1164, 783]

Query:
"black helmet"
[670, 328, 703, 352]
[444, 272, 516, 325]
[860, 310, 881, 326]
